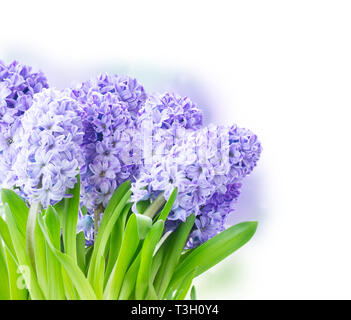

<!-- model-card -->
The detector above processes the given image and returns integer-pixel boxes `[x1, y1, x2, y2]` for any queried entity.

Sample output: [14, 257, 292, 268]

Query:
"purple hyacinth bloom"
[137, 92, 203, 166]
[71, 73, 146, 119]
[132, 124, 262, 248]
[138, 92, 203, 130]
[12, 88, 84, 207]
[71, 79, 143, 212]
[0, 61, 48, 188]
[0, 60, 48, 114]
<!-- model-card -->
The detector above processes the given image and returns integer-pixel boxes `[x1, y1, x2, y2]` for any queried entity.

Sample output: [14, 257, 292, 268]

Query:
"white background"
[1, 0, 351, 299]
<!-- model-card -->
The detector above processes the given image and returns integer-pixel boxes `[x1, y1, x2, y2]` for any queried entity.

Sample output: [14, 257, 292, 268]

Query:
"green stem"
[26, 201, 42, 270]
[94, 204, 104, 236]
[143, 193, 166, 219]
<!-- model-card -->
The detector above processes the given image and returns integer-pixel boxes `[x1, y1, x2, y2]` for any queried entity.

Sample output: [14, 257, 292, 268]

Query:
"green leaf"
[104, 203, 131, 285]
[33, 208, 49, 299]
[0, 240, 10, 300]
[45, 245, 65, 300]
[179, 248, 194, 264]
[103, 213, 140, 300]
[154, 214, 195, 299]
[1, 189, 29, 237]
[4, 203, 44, 300]
[61, 269, 76, 300]
[62, 175, 81, 261]
[136, 200, 150, 214]
[84, 245, 94, 276]
[118, 252, 141, 300]
[156, 188, 177, 222]
[149, 236, 169, 283]
[76, 231, 86, 272]
[37, 213, 96, 300]
[53, 199, 64, 226]
[190, 285, 197, 300]
[0, 216, 16, 260]
[26, 202, 42, 271]
[145, 282, 158, 300]
[88, 180, 131, 298]
[45, 206, 61, 248]
[45, 206, 65, 300]
[135, 220, 164, 300]
[135, 213, 153, 240]
[5, 247, 28, 300]
[172, 268, 197, 300]
[168, 221, 258, 293]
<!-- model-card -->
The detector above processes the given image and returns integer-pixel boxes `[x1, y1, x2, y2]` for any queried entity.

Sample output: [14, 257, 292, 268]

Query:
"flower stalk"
[143, 193, 166, 219]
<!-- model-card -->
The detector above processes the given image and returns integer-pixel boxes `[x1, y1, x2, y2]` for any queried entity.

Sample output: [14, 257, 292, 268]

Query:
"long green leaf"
[61, 268, 76, 300]
[104, 203, 131, 285]
[88, 181, 131, 298]
[5, 247, 28, 300]
[190, 285, 197, 300]
[26, 202, 41, 271]
[37, 213, 96, 300]
[84, 245, 94, 276]
[45, 206, 65, 300]
[172, 268, 197, 300]
[0, 240, 10, 299]
[1, 189, 29, 237]
[33, 208, 49, 299]
[168, 221, 258, 293]
[45, 245, 65, 300]
[156, 188, 177, 222]
[103, 213, 140, 300]
[150, 235, 169, 283]
[154, 214, 195, 299]
[145, 282, 158, 300]
[118, 252, 141, 300]
[0, 216, 16, 260]
[4, 204, 44, 300]
[135, 220, 164, 300]
[76, 231, 86, 272]
[135, 214, 153, 240]
[62, 175, 81, 261]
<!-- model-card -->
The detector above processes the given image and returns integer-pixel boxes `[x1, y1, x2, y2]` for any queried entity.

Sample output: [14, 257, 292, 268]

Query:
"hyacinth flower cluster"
[137, 92, 203, 165]
[12, 89, 85, 207]
[131, 124, 261, 247]
[71, 75, 146, 210]
[76, 90, 204, 242]
[0, 61, 48, 188]
[0, 60, 261, 300]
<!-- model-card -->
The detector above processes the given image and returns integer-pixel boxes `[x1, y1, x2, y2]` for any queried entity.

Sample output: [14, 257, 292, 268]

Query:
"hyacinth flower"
[71, 73, 146, 120]
[131, 124, 262, 247]
[0, 60, 48, 188]
[71, 75, 147, 237]
[137, 92, 203, 166]
[12, 88, 84, 207]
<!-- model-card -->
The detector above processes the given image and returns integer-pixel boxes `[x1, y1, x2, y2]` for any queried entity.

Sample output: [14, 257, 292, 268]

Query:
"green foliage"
[0, 179, 257, 300]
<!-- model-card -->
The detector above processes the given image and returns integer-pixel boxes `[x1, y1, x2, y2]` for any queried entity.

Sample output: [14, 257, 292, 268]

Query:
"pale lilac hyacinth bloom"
[71, 74, 146, 212]
[71, 74, 146, 120]
[12, 88, 84, 207]
[0, 61, 48, 188]
[137, 92, 203, 166]
[132, 124, 262, 247]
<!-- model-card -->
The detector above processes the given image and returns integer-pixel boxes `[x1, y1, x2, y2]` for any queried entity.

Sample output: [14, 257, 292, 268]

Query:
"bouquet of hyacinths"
[0, 60, 262, 300]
